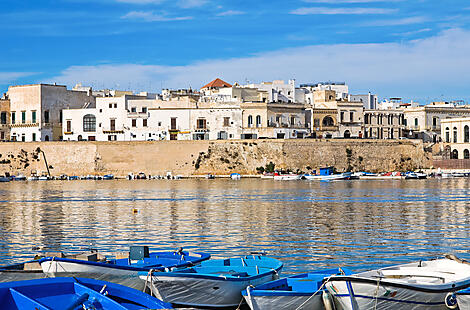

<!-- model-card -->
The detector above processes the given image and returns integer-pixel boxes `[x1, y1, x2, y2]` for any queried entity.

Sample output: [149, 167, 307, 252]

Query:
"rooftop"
[201, 78, 232, 89]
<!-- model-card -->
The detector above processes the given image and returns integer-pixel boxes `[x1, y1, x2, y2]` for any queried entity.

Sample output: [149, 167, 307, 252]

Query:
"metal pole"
[40, 149, 51, 177]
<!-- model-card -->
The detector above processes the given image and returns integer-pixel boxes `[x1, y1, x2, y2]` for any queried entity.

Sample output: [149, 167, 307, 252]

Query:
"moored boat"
[304, 172, 352, 181]
[230, 173, 241, 180]
[274, 173, 301, 180]
[325, 254, 470, 310]
[40, 246, 210, 290]
[242, 267, 351, 310]
[140, 255, 283, 308]
[0, 277, 172, 309]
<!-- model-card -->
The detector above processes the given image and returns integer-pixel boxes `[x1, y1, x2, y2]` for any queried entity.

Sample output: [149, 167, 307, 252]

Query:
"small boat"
[0, 259, 44, 283]
[274, 173, 301, 180]
[230, 173, 241, 180]
[325, 254, 470, 310]
[304, 172, 352, 181]
[405, 172, 419, 179]
[260, 173, 274, 179]
[140, 255, 283, 308]
[40, 246, 210, 290]
[456, 287, 470, 309]
[0, 277, 172, 309]
[103, 174, 114, 180]
[242, 267, 352, 310]
[68, 175, 79, 180]
[416, 172, 428, 179]
[12, 174, 26, 181]
[205, 174, 215, 179]
[0, 176, 11, 182]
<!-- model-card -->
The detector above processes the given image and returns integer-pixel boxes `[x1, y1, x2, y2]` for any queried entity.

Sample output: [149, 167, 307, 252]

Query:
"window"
[465, 125, 469, 143]
[340, 111, 344, 122]
[21, 134, 25, 142]
[197, 118, 206, 129]
[114, 103, 117, 108]
[170, 118, 177, 130]
[350, 112, 354, 122]
[158, 121, 162, 126]
[142, 107, 147, 113]
[465, 149, 470, 159]
[109, 104, 112, 108]
[445, 127, 450, 143]
[291, 116, 295, 126]
[66, 120, 71, 132]
[451, 149, 459, 159]
[0, 112, 6, 124]
[414, 118, 418, 127]
[247, 115, 253, 128]
[21, 111, 26, 124]
[132, 119, 137, 127]
[83, 114, 96, 132]
[131, 107, 136, 113]
[32, 133, 36, 141]
[217, 131, 228, 140]
[32, 111, 36, 123]
[224, 117, 230, 127]
[364, 114, 369, 125]
[433, 117, 438, 128]
[108, 135, 117, 141]
[314, 118, 320, 127]
[110, 119, 116, 131]
[453, 127, 458, 143]
[59, 111, 62, 123]
[256, 115, 262, 127]
[322, 116, 334, 127]
[143, 119, 147, 127]
[44, 110, 49, 123]
[11, 112, 15, 124]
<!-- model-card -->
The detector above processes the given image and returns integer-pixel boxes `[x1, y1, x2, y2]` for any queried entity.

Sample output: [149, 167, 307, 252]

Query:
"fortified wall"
[0, 139, 431, 177]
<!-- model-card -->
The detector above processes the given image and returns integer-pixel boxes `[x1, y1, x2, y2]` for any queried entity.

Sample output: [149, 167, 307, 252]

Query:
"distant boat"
[140, 255, 283, 308]
[40, 246, 211, 290]
[325, 254, 470, 310]
[0, 176, 10, 182]
[68, 176, 79, 180]
[205, 174, 215, 179]
[273, 173, 301, 180]
[230, 173, 241, 180]
[304, 172, 352, 181]
[0, 277, 172, 309]
[103, 174, 114, 180]
[242, 267, 352, 310]
[12, 174, 26, 181]
[405, 172, 419, 179]
[260, 173, 274, 179]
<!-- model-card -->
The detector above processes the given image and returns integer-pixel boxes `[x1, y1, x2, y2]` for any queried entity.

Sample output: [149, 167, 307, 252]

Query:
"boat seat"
[380, 269, 450, 283]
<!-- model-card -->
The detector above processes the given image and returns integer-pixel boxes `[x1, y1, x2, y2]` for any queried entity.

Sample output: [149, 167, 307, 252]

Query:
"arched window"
[322, 116, 334, 127]
[256, 115, 261, 127]
[465, 125, 469, 143]
[83, 114, 96, 132]
[78, 135, 83, 141]
[44, 135, 49, 141]
[453, 127, 458, 143]
[451, 149, 459, 159]
[414, 118, 418, 127]
[465, 149, 470, 159]
[344, 130, 351, 138]
[247, 115, 253, 128]
[445, 127, 450, 143]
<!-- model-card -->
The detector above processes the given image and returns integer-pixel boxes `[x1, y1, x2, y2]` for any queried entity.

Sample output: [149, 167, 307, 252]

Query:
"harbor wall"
[0, 139, 431, 177]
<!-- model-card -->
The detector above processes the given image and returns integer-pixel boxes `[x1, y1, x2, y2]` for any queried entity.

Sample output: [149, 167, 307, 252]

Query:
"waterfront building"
[403, 102, 470, 142]
[8, 84, 95, 142]
[0, 97, 10, 141]
[306, 89, 363, 138]
[301, 82, 349, 103]
[364, 109, 404, 139]
[440, 117, 470, 159]
[349, 93, 378, 110]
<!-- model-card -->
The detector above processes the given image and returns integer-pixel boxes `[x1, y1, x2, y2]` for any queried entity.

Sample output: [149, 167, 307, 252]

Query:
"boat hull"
[326, 278, 466, 310]
[147, 272, 278, 307]
[41, 260, 145, 290]
[244, 292, 323, 310]
[274, 175, 301, 180]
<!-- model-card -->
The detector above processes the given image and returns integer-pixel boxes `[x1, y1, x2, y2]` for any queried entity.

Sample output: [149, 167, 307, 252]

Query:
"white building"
[243, 80, 305, 104]
[301, 82, 349, 104]
[349, 93, 378, 110]
[8, 84, 95, 142]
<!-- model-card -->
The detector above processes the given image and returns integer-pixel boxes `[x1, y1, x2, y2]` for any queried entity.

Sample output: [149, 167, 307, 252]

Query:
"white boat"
[260, 173, 274, 179]
[230, 173, 241, 180]
[304, 172, 352, 181]
[326, 255, 470, 310]
[274, 173, 301, 181]
[140, 255, 283, 308]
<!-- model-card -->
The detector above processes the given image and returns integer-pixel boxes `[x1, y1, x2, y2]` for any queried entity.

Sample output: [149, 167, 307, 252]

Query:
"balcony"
[193, 126, 209, 132]
[10, 122, 39, 128]
[128, 112, 149, 118]
[103, 129, 125, 134]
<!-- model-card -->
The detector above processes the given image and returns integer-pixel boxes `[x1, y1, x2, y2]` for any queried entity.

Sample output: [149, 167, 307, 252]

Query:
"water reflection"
[0, 178, 469, 274]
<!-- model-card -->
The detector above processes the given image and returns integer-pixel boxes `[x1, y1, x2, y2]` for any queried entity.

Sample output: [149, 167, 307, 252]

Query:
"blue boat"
[140, 255, 283, 308]
[40, 246, 210, 290]
[0, 277, 172, 309]
[103, 174, 115, 180]
[242, 267, 351, 310]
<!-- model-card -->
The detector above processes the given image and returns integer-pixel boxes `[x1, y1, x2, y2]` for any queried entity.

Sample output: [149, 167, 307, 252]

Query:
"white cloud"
[216, 10, 245, 17]
[177, 0, 207, 8]
[362, 16, 429, 27]
[48, 29, 470, 99]
[115, 0, 166, 3]
[121, 11, 192, 21]
[303, 0, 401, 2]
[393, 28, 432, 37]
[0, 72, 36, 85]
[291, 7, 397, 15]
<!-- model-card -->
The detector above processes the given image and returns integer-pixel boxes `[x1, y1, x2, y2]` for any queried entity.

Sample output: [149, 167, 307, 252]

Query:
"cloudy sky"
[1, 0, 470, 102]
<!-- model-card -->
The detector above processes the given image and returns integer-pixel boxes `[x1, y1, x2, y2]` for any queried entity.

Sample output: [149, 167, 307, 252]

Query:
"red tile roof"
[201, 78, 232, 89]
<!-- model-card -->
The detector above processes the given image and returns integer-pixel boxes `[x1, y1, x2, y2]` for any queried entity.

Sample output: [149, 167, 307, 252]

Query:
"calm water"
[1, 178, 470, 274]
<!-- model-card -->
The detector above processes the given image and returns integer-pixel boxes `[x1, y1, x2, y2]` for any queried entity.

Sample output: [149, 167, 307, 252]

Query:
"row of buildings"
[1, 79, 470, 147]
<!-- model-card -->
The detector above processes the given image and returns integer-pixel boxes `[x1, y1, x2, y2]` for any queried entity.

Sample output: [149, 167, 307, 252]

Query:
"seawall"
[0, 139, 431, 177]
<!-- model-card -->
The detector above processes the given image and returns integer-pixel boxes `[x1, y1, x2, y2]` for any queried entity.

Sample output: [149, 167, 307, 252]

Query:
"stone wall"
[0, 139, 431, 177]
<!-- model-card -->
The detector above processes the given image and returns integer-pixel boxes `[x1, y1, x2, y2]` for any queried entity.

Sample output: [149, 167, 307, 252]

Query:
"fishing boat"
[260, 173, 275, 179]
[304, 172, 352, 181]
[230, 173, 241, 180]
[0, 259, 44, 283]
[242, 267, 352, 310]
[0, 176, 10, 182]
[325, 254, 470, 310]
[456, 287, 470, 309]
[103, 174, 114, 180]
[40, 246, 210, 290]
[273, 173, 301, 180]
[0, 277, 172, 309]
[140, 255, 283, 308]
[405, 172, 419, 179]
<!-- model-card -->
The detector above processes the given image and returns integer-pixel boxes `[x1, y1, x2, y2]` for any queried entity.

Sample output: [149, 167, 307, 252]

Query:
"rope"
[373, 276, 381, 310]
[143, 268, 155, 297]
[44, 256, 55, 277]
[294, 275, 332, 310]
[236, 285, 253, 310]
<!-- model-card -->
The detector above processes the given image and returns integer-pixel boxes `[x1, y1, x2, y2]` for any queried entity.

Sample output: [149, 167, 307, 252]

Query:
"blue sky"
[1, 0, 470, 102]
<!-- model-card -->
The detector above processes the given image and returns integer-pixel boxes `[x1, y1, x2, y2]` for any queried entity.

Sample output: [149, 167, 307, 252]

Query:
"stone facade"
[440, 117, 470, 159]
[0, 99, 10, 141]
[364, 109, 404, 139]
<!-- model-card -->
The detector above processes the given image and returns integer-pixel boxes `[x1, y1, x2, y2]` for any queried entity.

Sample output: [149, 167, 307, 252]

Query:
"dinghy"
[325, 255, 470, 310]
[40, 246, 210, 290]
[242, 267, 352, 310]
[0, 259, 44, 283]
[0, 277, 172, 309]
[304, 172, 352, 181]
[140, 255, 283, 308]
